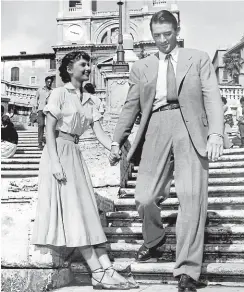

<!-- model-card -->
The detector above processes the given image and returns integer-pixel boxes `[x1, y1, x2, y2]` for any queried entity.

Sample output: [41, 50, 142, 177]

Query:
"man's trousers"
[37, 110, 45, 145]
[135, 108, 209, 281]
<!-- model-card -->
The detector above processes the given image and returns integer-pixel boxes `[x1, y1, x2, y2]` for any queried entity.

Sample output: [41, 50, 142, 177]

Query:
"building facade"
[54, 0, 183, 87]
[212, 49, 231, 85]
[1, 52, 56, 87]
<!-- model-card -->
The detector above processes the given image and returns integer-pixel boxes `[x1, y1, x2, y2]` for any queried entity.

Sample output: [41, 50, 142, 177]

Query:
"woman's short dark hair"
[150, 10, 178, 32]
[59, 51, 91, 83]
[221, 96, 227, 105]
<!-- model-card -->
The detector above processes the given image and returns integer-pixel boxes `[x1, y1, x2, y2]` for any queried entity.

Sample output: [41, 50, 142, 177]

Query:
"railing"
[1, 80, 38, 107]
[153, 0, 167, 6]
[219, 85, 244, 108]
[93, 8, 143, 17]
[69, 6, 82, 12]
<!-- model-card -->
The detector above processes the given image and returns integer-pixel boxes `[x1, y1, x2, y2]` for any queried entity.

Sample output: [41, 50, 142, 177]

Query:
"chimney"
[20, 51, 27, 55]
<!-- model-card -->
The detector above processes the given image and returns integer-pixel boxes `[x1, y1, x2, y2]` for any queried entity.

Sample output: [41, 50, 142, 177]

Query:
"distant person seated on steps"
[237, 97, 244, 148]
[1, 115, 18, 159]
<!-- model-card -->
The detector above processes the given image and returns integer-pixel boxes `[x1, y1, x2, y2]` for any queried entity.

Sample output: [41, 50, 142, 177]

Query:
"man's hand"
[206, 134, 223, 162]
[109, 145, 121, 166]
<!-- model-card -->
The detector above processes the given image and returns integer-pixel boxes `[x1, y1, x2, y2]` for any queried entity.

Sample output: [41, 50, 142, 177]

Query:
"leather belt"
[58, 131, 80, 144]
[153, 103, 180, 113]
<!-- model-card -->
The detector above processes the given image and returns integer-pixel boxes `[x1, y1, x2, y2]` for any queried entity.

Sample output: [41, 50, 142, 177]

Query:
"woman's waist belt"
[58, 131, 80, 144]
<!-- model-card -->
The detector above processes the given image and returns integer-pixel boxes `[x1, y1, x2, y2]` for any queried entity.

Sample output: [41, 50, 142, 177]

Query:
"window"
[223, 69, 228, 81]
[50, 59, 56, 70]
[11, 67, 19, 82]
[30, 76, 37, 85]
[32, 61, 36, 68]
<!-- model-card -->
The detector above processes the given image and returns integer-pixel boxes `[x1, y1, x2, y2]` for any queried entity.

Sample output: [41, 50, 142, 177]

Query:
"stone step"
[15, 150, 42, 154]
[1, 164, 40, 170]
[119, 186, 244, 198]
[127, 177, 244, 187]
[128, 169, 244, 180]
[8, 154, 42, 159]
[132, 161, 244, 172]
[16, 147, 44, 151]
[71, 262, 244, 285]
[106, 209, 244, 225]
[1, 158, 40, 164]
[1, 170, 39, 178]
[104, 225, 244, 244]
[104, 243, 244, 262]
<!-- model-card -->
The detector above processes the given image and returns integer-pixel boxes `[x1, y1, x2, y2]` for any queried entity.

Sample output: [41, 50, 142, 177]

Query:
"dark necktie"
[166, 54, 178, 102]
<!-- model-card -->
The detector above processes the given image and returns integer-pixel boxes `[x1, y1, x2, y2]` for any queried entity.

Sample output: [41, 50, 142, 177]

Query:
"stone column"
[113, 0, 138, 69]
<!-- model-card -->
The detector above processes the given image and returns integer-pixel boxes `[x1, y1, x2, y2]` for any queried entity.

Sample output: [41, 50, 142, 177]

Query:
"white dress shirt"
[152, 46, 179, 111]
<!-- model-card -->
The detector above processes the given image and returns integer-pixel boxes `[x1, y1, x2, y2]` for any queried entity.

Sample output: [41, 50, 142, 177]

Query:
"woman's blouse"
[43, 82, 102, 136]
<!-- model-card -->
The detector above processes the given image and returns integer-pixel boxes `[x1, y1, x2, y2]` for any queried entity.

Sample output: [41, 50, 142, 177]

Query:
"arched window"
[11, 67, 19, 82]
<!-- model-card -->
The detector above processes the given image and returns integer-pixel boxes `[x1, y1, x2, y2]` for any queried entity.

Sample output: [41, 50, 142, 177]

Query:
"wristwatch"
[210, 133, 224, 139]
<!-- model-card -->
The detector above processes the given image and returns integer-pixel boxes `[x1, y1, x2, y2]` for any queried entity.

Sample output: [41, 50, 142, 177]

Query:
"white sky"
[1, 1, 244, 59]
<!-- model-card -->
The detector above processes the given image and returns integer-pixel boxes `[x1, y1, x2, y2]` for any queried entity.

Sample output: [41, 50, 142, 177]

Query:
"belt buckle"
[74, 135, 79, 144]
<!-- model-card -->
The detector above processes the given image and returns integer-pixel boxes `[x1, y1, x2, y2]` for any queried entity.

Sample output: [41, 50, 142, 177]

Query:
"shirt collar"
[159, 46, 179, 62]
[64, 82, 91, 105]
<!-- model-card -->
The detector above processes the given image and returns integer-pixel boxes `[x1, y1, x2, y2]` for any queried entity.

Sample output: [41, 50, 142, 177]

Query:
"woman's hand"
[51, 161, 67, 183]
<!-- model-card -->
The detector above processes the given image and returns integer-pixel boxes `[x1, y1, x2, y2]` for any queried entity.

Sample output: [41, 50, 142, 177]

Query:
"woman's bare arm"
[91, 120, 111, 151]
[46, 113, 66, 182]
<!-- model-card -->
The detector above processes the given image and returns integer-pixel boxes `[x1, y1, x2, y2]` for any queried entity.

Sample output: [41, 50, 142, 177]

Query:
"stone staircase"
[2, 129, 244, 288]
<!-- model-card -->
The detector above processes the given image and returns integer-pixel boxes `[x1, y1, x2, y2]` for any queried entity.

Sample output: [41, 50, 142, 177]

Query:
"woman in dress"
[32, 51, 132, 290]
[1, 114, 18, 159]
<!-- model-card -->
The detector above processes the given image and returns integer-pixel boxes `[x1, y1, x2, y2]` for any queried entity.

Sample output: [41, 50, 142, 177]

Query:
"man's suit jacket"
[113, 48, 224, 161]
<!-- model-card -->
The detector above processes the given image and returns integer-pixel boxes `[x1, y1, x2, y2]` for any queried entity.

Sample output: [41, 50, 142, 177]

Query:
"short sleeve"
[91, 96, 102, 123]
[43, 88, 64, 120]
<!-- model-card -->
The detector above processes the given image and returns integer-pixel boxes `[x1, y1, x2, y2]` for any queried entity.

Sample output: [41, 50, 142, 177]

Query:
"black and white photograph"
[1, 0, 244, 291]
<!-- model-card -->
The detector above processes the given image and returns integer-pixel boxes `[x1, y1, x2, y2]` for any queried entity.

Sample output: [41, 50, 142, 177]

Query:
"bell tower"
[57, 0, 97, 46]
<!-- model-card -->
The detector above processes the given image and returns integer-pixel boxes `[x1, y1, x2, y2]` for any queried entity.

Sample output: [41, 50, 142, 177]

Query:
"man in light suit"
[109, 10, 224, 292]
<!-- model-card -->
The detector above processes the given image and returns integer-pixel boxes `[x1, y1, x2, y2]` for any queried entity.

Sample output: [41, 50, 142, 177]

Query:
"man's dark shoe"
[178, 274, 197, 292]
[136, 244, 156, 262]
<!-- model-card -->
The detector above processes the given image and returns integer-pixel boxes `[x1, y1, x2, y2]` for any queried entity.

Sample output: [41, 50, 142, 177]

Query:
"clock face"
[65, 25, 84, 42]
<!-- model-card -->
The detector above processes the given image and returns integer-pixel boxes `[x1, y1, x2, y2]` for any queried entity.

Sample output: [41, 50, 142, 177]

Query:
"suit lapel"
[142, 54, 159, 109]
[176, 49, 193, 94]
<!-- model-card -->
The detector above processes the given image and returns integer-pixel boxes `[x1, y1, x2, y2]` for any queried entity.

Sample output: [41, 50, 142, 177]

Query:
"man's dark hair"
[150, 10, 178, 32]
[240, 97, 244, 104]
[84, 83, 95, 94]
[221, 96, 227, 105]
[45, 76, 53, 82]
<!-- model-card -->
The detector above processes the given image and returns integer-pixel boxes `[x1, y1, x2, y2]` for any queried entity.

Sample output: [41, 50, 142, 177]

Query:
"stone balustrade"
[1, 80, 38, 107]
[153, 0, 167, 6]
[219, 85, 244, 108]
[93, 8, 143, 17]
[68, 6, 82, 12]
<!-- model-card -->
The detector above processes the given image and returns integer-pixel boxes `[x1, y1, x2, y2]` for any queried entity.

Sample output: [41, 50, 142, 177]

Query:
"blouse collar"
[64, 82, 91, 105]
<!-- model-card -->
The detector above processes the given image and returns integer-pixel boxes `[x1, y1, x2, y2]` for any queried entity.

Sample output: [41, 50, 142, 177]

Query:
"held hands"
[206, 134, 224, 162]
[51, 161, 67, 183]
[109, 145, 122, 166]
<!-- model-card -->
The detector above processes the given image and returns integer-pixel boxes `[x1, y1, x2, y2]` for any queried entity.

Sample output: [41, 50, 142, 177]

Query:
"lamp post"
[112, 1, 129, 73]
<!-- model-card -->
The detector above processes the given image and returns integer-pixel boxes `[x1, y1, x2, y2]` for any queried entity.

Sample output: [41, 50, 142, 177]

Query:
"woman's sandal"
[92, 268, 130, 290]
[105, 266, 139, 289]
